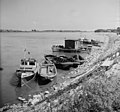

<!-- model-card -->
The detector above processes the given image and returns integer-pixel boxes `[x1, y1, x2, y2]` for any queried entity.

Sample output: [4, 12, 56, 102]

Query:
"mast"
[0, 35, 3, 71]
[23, 39, 27, 70]
[23, 49, 26, 71]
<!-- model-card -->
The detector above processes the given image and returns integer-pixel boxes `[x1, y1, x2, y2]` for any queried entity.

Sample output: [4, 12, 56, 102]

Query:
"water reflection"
[10, 73, 57, 99]
[10, 73, 21, 87]
[35, 75, 52, 85]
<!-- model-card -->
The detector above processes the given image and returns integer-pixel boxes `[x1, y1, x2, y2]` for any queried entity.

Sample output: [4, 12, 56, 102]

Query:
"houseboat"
[52, 39, 92, 52]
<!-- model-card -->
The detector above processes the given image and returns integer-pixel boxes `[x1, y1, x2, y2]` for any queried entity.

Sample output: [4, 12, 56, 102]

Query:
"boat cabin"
[65, 39, 80, 49]
[19, 58, 38, 71]
[21, 58, 36, 66]
[65, 39, 92, 50]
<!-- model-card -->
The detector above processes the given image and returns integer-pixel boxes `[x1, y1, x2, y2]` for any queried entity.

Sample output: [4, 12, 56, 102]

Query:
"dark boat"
[16, 58, 40, 86]
[44, 54, 84, 70]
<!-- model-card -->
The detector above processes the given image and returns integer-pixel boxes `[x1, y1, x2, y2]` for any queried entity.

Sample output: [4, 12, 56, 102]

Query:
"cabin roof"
[65, 39, 78, 41]
[21, 58, 36, 62]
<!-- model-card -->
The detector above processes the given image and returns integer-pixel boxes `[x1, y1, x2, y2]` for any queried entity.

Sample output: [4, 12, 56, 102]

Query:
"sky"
[0, 0, 120, 31]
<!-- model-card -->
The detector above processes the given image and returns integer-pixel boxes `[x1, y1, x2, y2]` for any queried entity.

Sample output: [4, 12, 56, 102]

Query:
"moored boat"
[39, 60, 57, 79]
[16, 58, 40, 86]
[44, 54, 85, 70]
[52, 39, 93, 53]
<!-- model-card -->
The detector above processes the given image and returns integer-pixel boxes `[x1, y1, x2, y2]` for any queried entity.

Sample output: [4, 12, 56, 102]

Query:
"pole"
[0, 32, 3, 71]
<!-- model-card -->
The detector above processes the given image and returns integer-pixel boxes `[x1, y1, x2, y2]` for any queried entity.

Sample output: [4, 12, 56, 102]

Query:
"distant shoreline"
[0, 30, 89, 33]
[0, 28, 119, 33]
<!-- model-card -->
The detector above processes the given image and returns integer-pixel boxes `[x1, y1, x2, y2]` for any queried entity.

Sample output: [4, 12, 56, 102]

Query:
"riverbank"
[0, 33, 120, 112]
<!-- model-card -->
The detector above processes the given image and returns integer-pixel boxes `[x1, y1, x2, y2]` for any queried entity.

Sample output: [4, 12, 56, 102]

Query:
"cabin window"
[21, 61, 27, 65]
[29, 61, 35, 65]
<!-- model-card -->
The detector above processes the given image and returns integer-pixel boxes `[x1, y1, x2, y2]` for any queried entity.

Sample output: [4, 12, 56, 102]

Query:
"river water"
[0, 32, 106, 107]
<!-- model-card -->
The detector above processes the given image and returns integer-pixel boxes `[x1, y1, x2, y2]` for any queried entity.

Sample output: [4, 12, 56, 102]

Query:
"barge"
[52, 38, 93, 53]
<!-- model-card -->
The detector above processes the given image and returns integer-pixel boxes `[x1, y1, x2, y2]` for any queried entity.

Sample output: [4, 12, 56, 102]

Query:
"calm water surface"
[0, 32, 105, 107]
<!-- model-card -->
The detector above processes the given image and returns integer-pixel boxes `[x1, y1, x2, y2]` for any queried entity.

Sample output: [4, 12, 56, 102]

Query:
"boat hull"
[16, 72, 37, 86]
[40, 61, 57, 80]
[52, 46, 92, 53]
[55, 63, 71, 70]
[21, 73, 36, 86]
[22, 74, 35, 81]
[55, 62, 83, 70]
[52, 47, 81, 53]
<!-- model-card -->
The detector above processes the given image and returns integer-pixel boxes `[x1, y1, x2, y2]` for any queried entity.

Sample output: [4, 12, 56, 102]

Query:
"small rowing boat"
[39, 60, 57, 80]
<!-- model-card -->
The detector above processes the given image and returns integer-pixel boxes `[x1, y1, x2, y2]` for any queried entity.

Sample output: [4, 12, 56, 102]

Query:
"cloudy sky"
[0, 0, 120, 31]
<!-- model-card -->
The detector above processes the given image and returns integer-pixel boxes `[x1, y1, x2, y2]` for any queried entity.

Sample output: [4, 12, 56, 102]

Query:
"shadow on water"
[35, 74, 52, 85]
[10, 73, 54, 99]
[10, 73, 52, 88]
[10, 73, 21, 87]
[8, 73, 55, 103]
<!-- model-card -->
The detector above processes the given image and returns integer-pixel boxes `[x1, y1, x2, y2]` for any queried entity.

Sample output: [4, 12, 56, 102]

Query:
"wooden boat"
[39, 60, 57, 79]
[44, 54, 84, 70]
[16, 58, 40, 86]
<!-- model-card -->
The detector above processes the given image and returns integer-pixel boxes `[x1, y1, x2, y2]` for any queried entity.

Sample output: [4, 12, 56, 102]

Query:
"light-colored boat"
[16, 58, 40, 86]
[40, 60, 57, 79]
